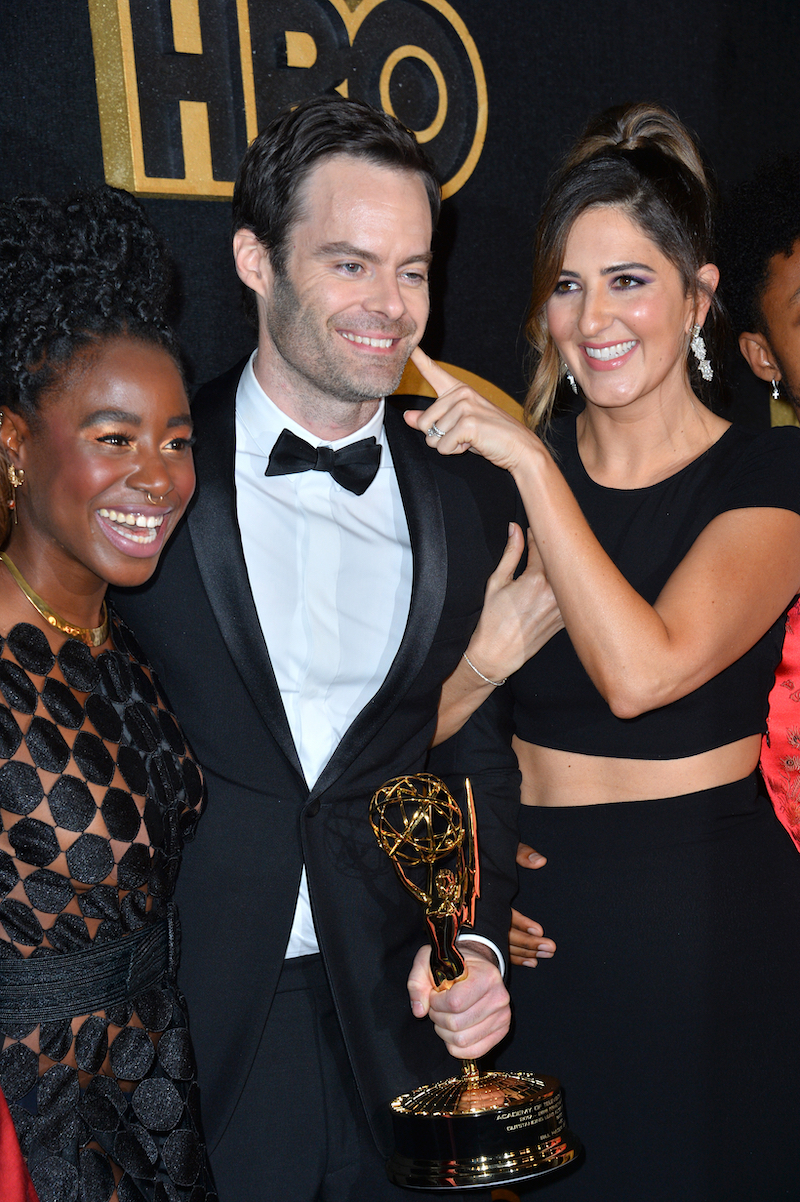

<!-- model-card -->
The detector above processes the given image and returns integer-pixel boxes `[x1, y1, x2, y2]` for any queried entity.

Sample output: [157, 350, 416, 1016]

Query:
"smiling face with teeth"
[546, 205, 716, 414]
[0, 335, 195, 621]
[235, 154, 433, 438]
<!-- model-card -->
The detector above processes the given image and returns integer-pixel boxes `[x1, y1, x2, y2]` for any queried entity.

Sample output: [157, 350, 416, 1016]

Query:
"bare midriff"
[513, 733, 762, 806]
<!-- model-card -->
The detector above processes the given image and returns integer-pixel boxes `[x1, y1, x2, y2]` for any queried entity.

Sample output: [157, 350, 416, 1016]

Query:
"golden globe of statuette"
[370, 773, 471, 987]
[371, 773, 464, 865]
[370, 774, 580, 1189]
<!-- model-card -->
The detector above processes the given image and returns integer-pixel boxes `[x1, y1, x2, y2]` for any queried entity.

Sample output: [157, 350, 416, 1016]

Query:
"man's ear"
[738, 330, 779, 383]
[233, 229, 274, 302]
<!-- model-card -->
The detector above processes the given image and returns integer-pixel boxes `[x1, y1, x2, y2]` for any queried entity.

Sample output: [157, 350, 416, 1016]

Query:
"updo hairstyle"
[525, 102, 721, 431]
[0, 185, 180, 541]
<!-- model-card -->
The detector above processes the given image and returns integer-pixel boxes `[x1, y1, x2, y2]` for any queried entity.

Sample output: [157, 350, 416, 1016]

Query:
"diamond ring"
[426, 424, 446, 439]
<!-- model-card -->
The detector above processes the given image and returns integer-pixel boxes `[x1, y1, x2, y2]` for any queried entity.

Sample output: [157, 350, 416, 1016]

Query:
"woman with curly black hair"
[0, 187, 216, 1202]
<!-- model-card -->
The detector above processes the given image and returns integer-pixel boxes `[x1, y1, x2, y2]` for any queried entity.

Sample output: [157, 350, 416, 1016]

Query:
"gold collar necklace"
[0, 553, 109, 648]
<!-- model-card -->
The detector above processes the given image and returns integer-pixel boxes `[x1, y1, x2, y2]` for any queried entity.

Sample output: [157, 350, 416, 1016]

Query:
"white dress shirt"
[234, 353, 503, 974]
[235, 353, 413, 956]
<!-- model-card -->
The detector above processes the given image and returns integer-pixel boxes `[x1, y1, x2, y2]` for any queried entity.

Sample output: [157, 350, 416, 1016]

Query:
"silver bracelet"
[462, 651, 507, 687]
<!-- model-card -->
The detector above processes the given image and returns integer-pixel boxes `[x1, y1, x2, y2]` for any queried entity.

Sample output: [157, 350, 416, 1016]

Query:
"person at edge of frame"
[719, 153, 800, 851]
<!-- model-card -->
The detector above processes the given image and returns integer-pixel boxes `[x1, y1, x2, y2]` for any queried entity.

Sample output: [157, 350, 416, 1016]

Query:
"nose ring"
[146, 491, 168, 505]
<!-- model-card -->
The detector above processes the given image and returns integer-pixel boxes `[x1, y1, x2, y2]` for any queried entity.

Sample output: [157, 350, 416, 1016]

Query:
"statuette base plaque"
[387, 1069, 580, 1190]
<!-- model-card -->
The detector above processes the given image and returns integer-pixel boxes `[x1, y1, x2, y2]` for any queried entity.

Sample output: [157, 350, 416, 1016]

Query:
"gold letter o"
[379, 45, 447, 144]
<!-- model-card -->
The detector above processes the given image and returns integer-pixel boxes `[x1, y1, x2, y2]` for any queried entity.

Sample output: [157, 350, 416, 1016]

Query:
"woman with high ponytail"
[415, 103, 800, 1198]
[523, 102, 722, 431]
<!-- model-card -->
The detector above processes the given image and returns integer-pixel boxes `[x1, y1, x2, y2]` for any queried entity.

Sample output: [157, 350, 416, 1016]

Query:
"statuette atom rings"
[370, 773, 475, 988]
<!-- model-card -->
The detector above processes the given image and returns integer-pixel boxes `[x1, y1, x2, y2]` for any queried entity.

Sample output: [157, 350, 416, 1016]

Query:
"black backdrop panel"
[2, 1, 799, 422]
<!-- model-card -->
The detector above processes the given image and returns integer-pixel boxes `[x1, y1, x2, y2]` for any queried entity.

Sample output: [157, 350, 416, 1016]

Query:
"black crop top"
[512, 415, 800, 759]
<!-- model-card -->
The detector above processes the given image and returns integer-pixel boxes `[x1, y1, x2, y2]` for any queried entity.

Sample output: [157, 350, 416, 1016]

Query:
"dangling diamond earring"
[690, 324, 713, 382]
[771, 379, 781, 401]
[564, 364, 578, 394]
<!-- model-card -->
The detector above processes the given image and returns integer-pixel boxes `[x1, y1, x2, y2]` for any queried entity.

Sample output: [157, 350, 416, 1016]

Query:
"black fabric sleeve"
[715, 425, 800, 517]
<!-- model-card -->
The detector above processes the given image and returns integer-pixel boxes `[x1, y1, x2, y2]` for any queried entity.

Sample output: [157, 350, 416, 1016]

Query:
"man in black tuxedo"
[115, 97, 521, 1201]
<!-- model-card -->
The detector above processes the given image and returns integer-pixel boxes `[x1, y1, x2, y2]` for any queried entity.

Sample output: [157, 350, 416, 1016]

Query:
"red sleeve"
[0, 1087, 38, 1202]
[761, 600, 800, 853]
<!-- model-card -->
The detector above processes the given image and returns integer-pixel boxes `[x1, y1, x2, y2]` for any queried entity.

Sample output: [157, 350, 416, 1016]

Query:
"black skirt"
[496, 776, 800, 1201]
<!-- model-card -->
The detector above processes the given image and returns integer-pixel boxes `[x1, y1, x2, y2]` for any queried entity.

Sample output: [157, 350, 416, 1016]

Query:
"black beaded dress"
[0, 614, 216, 1202]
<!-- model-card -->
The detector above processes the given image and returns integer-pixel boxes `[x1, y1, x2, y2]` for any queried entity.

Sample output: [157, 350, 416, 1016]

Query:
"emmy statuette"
[369, 773, 580, 1190]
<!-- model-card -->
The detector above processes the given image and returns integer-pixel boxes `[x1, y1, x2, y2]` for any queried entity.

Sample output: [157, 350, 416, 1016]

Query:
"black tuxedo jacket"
[112, 359, 521, 1156]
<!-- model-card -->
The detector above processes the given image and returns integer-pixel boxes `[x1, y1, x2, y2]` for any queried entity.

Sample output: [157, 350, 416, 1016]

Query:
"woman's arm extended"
[434, 523, 563, 745]
[408, 350, 800, 718]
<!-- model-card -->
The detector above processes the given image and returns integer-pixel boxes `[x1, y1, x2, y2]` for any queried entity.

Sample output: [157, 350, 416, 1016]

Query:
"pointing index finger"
[410, 346, 460, 397]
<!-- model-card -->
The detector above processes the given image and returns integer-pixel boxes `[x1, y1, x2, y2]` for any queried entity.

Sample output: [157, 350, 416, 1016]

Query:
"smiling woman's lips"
[95, 509, 172, 558]
[580, 340, 639, 370]
[584, 340, 637, 360]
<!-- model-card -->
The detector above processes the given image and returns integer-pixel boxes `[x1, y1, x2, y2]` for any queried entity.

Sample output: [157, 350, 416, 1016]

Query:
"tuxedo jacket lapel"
[188, 361, 305, 781]
[189, 370, 445, 797]
[311, 403, 447, 798]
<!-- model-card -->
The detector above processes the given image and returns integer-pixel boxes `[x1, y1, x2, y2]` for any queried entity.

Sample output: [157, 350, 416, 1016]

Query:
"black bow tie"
[265, 428, 382, 496]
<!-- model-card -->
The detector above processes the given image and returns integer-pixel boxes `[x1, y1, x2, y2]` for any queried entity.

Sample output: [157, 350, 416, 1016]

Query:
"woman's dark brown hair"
[525, 102, 721, 431]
